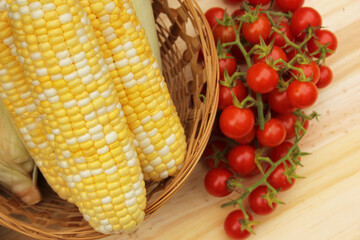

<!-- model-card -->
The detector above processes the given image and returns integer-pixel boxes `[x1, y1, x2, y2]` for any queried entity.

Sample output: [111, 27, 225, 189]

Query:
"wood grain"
[2, 0, 360, 239]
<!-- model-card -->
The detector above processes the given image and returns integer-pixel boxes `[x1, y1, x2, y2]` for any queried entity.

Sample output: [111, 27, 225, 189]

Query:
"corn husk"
[0, 101, 41, 205]
[131, 0, 162, 70]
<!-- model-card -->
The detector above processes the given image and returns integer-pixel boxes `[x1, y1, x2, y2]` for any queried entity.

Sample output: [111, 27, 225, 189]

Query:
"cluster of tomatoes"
[200, 0, 337, 239]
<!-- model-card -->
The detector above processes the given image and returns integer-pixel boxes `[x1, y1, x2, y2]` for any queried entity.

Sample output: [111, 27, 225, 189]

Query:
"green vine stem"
[222, 20, 252, 67]
[221, 130, 305, 209]
[263, 10, 293, 19]
[221, 110, 317, 219]
[273, 59, 310, 81]
[233, 93, 256, 109]
[271, 26, 314, 51]
[256, 93, 265, 130]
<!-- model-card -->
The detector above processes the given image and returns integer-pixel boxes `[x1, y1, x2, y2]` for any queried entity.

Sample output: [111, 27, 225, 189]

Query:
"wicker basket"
[0, 0, 218, 239]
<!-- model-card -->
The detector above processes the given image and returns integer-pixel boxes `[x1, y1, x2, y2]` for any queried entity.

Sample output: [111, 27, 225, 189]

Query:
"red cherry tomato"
[275, 0, 304, 12]
[290, 61, 320, 84]
[276, 112, 309, 139]
[218, 80, 247, 111]
[286, 80, 318, 109]
[270, 141, 294, 162]
[267, 162, 295, 191]
[247, 62, 279, 94]
[213, 23, 239, 44]
[234, 127, 256, 144]
[268, 21, 295, 48]
[249, 185, 277, 215]
[317, 65, 333, 88]
[249, 0, 271, 6]
[290, 7, 322, 41]
[204, 167, 233, 197]
[257, 118, 286, 147]
[203, 140, 228, 168]
[307, 29, 338, 58]
[224, 210, 254, 239]
[228, 145, 257, 176]
[219, 105, 255, 140]
[268, 88, 296, 114]
[205, 7, 225, 30]
[232, 8, 246, 20]
[253, 45, 288, 68]
[219, 53, 237, 80]
[242, 13, 271, 45]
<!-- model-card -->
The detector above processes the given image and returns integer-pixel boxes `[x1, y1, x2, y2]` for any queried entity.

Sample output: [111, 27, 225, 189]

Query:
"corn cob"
[0, 8, 71, 200]
[6, 0, 146, 233]
[79, 0, 187, 181]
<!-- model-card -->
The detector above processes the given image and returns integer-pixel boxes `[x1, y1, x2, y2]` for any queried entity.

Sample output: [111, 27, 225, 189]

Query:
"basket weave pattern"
[0, 0, 218, 239]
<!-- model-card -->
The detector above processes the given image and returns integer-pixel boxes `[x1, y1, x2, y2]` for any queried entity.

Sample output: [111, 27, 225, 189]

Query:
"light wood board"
[2, 0, 360, 239]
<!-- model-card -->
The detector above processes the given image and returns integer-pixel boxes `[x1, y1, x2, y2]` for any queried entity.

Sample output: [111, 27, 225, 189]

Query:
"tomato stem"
[264, 12, 276, 26]
[265, 182, 278, 196]
[263, 10, 293, 19]
[199, 94, 206, 103]
[274, 59, 309, 81]
[222, 131, 306, 209]
[271, 27, 301, 51]
[256, 93, 265, 130]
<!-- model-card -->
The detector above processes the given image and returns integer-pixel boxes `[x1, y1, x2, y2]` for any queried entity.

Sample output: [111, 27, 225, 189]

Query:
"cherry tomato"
[268, 21, 295, 48]
[317, 65, 333, 88]
[268, 88, 296, 114]
[234, 127, 256, 144]
[205, 7, 225, 30]
[203, 140, 228, 168]
[275, 0, 304, 12]
[218, 80, 247, 111]
[219, 105, 255, 139]
[286, 80, 318, 109]
[247, 62, 279, 94]
[253, 45, 288, 68]
[257, 118, 286, 147]
[204, 167, 233, 197]
[249, 185, 277, 215]
[307, 29, 338, 58]
[242, 13, 271, 45]
[219, 53, 237, 80]
[213, 23, 239, 44]
[276, 112, 309, 139]
[267, 162, 295, 191]
[228, 145, 257, 176]
[224, 210, 254, 239]
[249, 0, 271, 6]
[232, 8, 245, 20]
[270, 141, 294, 162]
[290, 7, 322, 41]
[290, 61, 320, 84]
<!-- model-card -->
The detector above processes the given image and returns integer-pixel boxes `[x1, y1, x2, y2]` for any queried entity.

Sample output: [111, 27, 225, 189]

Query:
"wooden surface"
[2, 0, 360, 239]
